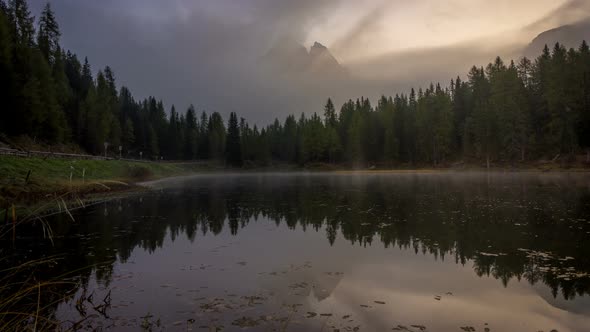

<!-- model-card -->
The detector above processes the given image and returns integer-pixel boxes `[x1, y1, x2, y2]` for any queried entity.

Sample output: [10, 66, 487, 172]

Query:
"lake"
[4, 172, 590, 331]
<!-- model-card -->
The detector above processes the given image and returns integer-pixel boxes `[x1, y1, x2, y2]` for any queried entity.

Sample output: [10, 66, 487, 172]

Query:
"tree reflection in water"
[3, 172, 590, 327]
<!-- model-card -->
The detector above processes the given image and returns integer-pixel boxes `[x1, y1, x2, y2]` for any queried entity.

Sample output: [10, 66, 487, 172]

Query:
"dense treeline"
[1, 0, 589, 166]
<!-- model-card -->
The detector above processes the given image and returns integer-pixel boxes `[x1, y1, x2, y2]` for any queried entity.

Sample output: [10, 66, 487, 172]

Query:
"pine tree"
[465, 66, 496, 167]
[52, 48, 71, 110]
[346, 109, 364, 165]
[268, 118, 282, 159]
[37, 2, 59, 64]
[80, 85, 98, 151]
[30, 48, 66, 142]
[147, 124, 159, 158]
[377, 96, 397, 163]
[530, 45, 552, 156]
[517, 57, 533, 88]
[0, 5, 13, 135]
[9, 0, 35, 47]
[404, 88, 417, 163]
[226, 112, 242, 166]
[545, 43, 577, 156]
[184, 105, 198, 159]
[164, 105, 179, 159]
[496, 61, 531, 161]
[282, 115, 297, 163]
[208, 112, 226, 160]
[5, 0, 36, 137]
[122, 117, 135, 148]
[239, 118, 251, 162]
[198, 111, 209, 159]
[81, 57, 92, 97]
[87, 70, 113, 152]
[324, 98, 337, 127]
[433, 86, 453, 165]
[452, 76, 470, 154]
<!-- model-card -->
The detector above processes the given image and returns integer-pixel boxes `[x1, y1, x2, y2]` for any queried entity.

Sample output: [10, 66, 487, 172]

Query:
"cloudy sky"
[30, 0, 590, 123]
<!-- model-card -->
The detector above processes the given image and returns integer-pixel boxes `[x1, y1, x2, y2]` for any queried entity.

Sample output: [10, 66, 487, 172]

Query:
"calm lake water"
[6, 172, 590, 331]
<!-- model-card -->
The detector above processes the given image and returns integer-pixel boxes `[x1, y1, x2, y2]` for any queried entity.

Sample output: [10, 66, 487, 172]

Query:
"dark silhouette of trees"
[225, 112, 242, 167]
[0, 1, 589, 166]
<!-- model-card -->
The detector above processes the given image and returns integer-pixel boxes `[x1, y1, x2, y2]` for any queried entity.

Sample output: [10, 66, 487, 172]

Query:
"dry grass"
[0, 196, 107, 331]
[0, 256, 79, 331]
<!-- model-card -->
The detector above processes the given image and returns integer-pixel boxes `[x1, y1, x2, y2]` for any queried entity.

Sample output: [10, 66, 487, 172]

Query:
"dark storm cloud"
[522, 0, 590, 32]
[31, 0, 342, 123]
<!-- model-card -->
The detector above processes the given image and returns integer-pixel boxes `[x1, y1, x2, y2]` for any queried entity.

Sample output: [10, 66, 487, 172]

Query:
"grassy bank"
[0, 156, 205, 209]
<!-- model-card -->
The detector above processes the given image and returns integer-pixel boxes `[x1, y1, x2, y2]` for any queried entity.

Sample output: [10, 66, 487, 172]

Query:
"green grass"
[0, 156, 205, 208]
[0, 156, 192, 183]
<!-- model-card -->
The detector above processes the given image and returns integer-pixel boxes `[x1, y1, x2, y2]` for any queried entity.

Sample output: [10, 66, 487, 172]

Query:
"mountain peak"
[262, 40, 347, 80]
[311, 42, 327, 50]
[309, 41, 330, 58]
[525, 19, 590, 57]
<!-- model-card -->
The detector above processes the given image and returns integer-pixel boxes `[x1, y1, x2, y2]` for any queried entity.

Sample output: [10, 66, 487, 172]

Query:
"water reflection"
[149, 173, 590, 299]
[3, 172, 590, 331]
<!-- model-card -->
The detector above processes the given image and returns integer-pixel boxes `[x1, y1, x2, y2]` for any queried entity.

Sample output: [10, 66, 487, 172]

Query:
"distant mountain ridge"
[262, 40, 348, 80]
[525, 18, 590, 56]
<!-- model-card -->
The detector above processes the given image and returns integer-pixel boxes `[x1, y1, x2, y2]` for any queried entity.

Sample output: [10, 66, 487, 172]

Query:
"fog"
[31, 0, 590, 124]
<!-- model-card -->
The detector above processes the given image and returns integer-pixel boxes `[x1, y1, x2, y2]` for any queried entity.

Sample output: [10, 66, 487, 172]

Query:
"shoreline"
[2, 155, 589, 215]
[0, 156, 210, 217]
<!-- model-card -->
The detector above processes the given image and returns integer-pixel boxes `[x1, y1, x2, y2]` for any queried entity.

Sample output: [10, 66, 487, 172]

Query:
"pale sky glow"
[305, 0, 570, 62]
[59, 0, 580, 63]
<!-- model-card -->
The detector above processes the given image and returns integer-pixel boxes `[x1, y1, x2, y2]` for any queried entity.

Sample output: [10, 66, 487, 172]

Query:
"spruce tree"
[282, 115, 297, 163]
[9, 0, 35, 47]
[0, 5, 13, 135]
[208, 112, 226, 160]
[37, 2, 59, 64]
[324, 98, 336, 128]
[226, 112, 242, 166]
[184, 105, 198, 159]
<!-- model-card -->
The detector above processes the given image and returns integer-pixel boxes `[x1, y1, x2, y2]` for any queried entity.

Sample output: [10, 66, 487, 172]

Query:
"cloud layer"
[30, 0, 589, 123]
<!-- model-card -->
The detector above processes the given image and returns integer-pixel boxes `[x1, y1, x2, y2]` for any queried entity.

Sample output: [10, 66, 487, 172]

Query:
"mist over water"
[6, 172, 590, 331]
